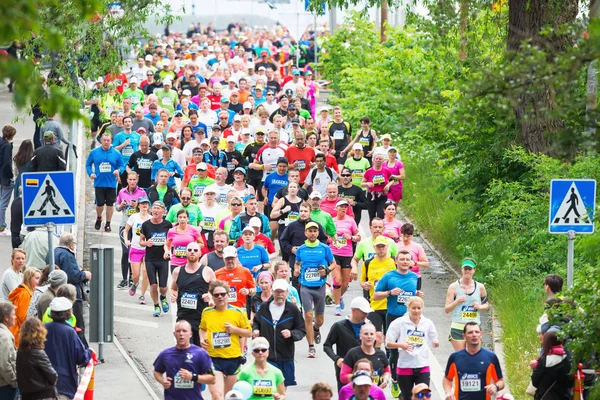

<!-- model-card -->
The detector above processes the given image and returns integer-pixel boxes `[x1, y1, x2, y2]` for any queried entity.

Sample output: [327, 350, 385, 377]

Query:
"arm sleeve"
[85, 153, 94, 176]
[340, 363, 353, 384]
[355, 189, 368, 210]
[290, 307, 306, 341]
[37, 351, 58, 385]
[279, 226, 293, 254]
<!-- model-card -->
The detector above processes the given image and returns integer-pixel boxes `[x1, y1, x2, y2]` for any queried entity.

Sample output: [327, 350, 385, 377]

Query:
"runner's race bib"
[203, 217, 215, 231]
[228, 286, 237, 302]
[174, 245, 187, 258]
[125, 206, 136, 216]
[286, 211, 299, 223]
[227, 161, 235, 171]
[372, 174, 385, 185]
[135, 223, 142, 236]
[162, 96, 173, 106]
[193, 185, 205, 198]
[180, 292, 198, 309]
[461, 305, 478, 320]
[359, 136, 370, 146]
[122, 146, 134, 157]
[174, 372, 193, 389]
[296, 160, 306, 170]
[138, 159, 152, 169]
[253, 380, 273, 396]
[352, 170, 363, 180]
[459, 373, 481, 392]
[336, 235, 347, 248]
[333, 130, 344, 140]
[99, 162, 112, 173]
[406, 329, 425, 346]
[212, 332, 231, 348]
[304, 267, 321, 282]
[397, 290, 414, 305]
[151, 232, 166, 245]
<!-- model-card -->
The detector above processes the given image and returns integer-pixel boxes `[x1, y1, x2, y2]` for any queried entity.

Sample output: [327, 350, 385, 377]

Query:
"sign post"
[548, 179, 596, 288]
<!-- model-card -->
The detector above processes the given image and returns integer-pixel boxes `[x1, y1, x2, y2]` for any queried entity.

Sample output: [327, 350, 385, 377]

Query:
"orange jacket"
[8, 284, 33, 348]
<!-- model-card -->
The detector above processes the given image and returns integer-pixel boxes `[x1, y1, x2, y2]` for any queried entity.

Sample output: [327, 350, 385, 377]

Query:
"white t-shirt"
[182, 139, 204, 158]
[304, 167, 339, 197]
[259, 146, 286, 181]
[131, 65, 150, 81]
[261, 101, 279, 116]
[127, 213, 151, 249]
[1, 269, 22, 302]
[199, 202, 222, 231]
[198, 111, 218, 135]
[203, 183, 232, 206]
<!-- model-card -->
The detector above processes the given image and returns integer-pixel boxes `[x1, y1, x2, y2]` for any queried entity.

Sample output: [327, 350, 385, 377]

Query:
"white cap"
[242, 225, 255, 234]
[162, 78, 172, 85]
[226, 136, 235, 143]
[196, 162, 208, 170]
[250, 337, 270, 351]
[243, 101, 252, 109]
[96, 77, 104, 83]
[223, 246, 237, 258]
[145, 54, 153, 61]
[200, 138, 210, 145]
[350, 297, 373, 314]
[318, 106, 329, 113]
[336, 199, 349, 207]
[182, 89, 192, 96]
[352, 143, 363, 150]
[249, 217, 261, 228]
[309, 191, 322, 199]
[352, 372, 373, 386]
[241, 128, 251, 135]
[272, 279, 288, 292]
[166, 132, 178, 139]
[152, 133, 163, 146]
[233, 114, 242, 122]
[247, 62, 255, 69]
[49, 297, 73, 312]
[161, 59, 170, 67]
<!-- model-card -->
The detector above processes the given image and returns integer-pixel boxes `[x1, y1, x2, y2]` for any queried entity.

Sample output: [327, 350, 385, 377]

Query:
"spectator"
[0, 302, 17, 399]
[16, 317, 58, 400]
[530, 331, 571, 400]
[0, 125, 17, 235]
[22, 227, 57, 270]
[544, 274, 563, 299]
[1, 249, 26, 302]
[9, 190, 22, 249]
[44, 297, 92, 400]
[30, 132, 67, 172]
[39, 114, 70, 152]
[12, 139, 34, 198]
[8, 267, 41, 347]
[26, 267, 51, 318]
[52, 233, 91, 347]
[35, 270, 67, 320]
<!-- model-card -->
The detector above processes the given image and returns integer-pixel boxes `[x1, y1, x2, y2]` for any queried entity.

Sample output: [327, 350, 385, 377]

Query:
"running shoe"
[308, 346, 316, 358]
[138, 296, 146, 305]
[334, 306, 341, 316]
[391, 382, 401, 398]
[314, 326, 321, 344]
[94, 217, 102, 230]
[161, 297, 170, 313]
[340, 297, 345, 310]
[129, 283, 137, 296]
[325, 291, 334, 305]
[116, 280, 128, 290]
[104, 222, 111, 232]
[153, 305, 161, 317]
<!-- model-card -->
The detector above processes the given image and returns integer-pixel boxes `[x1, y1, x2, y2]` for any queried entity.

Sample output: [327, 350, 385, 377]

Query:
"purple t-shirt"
[338, 383, 387, 400]
[153, 345, 212, 400]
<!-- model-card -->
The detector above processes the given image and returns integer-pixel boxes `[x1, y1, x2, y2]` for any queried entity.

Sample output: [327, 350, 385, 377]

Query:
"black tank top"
[357, 129, 374, 152]
[206, 251, 225, 271]
[279, 196, 303, 225]
[176, 265, 209, 323]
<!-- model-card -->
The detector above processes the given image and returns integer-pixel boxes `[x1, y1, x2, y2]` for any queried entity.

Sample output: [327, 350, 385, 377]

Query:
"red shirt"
[207, 94, 221, 110]
[320, 197, 355, 218]
[104, 72, 128, 94]
[236, 233, 276, 254]
[326, 153, 339, 171]
[285, 145, 315, 184]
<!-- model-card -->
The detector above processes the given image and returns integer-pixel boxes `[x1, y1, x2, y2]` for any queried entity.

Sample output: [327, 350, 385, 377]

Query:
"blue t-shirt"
[153, 344, 213, 400]
[296, 241, 333, 287]
[112, 131, 141, 165]
[237, 244, 270, 279]
[85, 146, 125, 188]
[349, 321, 364, 339]
[190, 122, 208, 138]
[263, 172, 289, 205]
[144, 113, 161, 125]
[375, 270, 419, 317]
[444, 348, 503, 400]
[151, 159, 184, 188]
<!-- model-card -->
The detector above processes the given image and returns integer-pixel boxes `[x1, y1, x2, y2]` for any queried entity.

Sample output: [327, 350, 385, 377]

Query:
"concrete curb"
[399, 212, 511, 393]
[113, 336, 161, 400]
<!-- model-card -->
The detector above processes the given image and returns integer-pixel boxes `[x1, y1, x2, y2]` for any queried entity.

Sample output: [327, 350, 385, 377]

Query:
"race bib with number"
[253, 380, 273, 396]
[162, 96, 173, 105]
[406, 329, 425, 346]
[359, 136, 370, 146]
[287, 211, 299, 223]
[352, 170, 363, 180]
[461, 305, 478, 320]
[193, 185, 205, 197]
[99, 162, 112, 173]
[333, 130, 345, 140]
[212, 332, 231, 348]
[296, 160, 306, 170]
[227, 286, 237, 302]
[150, 232, 166, 245]
[203, 217, 215, 231]
[336, 236, 347, 247]
[218, 193, 228, 204]
[173, 245, 187, 258]
[397, 290, 414, 305]
[174, 372, 193, 389]
[180, 292, 198, 309]
[122, 146, 134, 157]
[125, 206, 136, 216]
[304, 268, 321, 282]
[135, 223, 142, 236]
[372, 174, 385, 185]
[138, 159, 152, 169]
[227, 161, 235, 171]
[459, 373, 481, 392]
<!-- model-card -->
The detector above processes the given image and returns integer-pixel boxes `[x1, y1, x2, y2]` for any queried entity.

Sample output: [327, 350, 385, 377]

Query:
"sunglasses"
[186, 248, 199, 253]
[147, 73, 153, 76]
[256, 133, 265, 136]
[231, 203, 242, 206]
[212, 292, 227, 297]
[341, 174, 351, 177]
[180, 197, 191, 201]
[220, 117, 228, 119]
[415, 392, 432, 399]
[252, 348, 268, 354]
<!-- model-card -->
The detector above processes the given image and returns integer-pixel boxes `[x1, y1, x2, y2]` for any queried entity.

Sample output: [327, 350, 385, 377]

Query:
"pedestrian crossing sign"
[549, 179, 596, 234]
[22, 171, 76, 226]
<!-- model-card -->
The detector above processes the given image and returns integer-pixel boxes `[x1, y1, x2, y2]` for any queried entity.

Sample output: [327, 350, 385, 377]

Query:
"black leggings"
[387, 313, 403, 381]
[367, 192, 388, 220]
[119, 226, 131, 281]
[398, 370, 430, 400]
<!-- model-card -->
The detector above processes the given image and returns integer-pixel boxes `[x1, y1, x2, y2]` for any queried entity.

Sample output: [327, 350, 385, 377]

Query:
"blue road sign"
[549, 179, 596, 234]
[22, 171, 76, 226]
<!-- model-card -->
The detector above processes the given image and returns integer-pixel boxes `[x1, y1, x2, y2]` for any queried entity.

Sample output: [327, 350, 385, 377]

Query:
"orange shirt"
[285, 145, 316, 184]
[8, 284, 33, 348]
[215, 265, 255, 308]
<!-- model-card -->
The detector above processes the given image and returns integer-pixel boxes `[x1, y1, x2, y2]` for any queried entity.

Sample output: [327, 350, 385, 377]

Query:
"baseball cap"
[221, 96, 230, 103]
[49, 297, 72, 312]
[210, 135, 220, 143]
[96, 76, 104, 83]
[43, 131, 54, 140]
[234, 167, 246, 175]
[226, 136, 235, 143]
[243, 101, 252, 109]
[196, 162, 208, 171]
[233, 114, 242, 122]
[249, 217, 262, 227]
[305, 221, 319, 231]
[380, 134, 392, 141]
[412, 384, 432, 396]
[162, 144, 172, 152]
[182, 89, 192, 96]
[272, 279, 288, 292]
[166, 132, 178, 139]
[162, 78, 172, 85]
[203, 185, 216, 194]
[231, 89, 240, 96]
[137, 127, 147, 133]
[258, 66, 266, 71]
[318, 106, 329, 113]
[277, 157, 288, 165]
[373, 236, 388, 246]
[174, 110, 184, 117]
[241, 128, 251, 136]
[200, 138, 210, 146]
[255, 127, 266, 134]
[153, 200, 167, 209]
[352, 370, 373, 386]
[352, 143, 363, 150]
[137, 197, 150, 204]
[292, 70, 300, 76]
[212, 125, 222, 132]
[305, 70, 313, 76]
[130, 77, 138, 84]
[145, 54, 153, 61]
[255, 85, 264, 91]
[223, 246, 237, 258]
[309, 191, 322, 199]
[291, 118, 300, 125]
[260, 50, 268, 56]
[387, 147, 398, 153]
[336, 199, 349, 207]
[350, 297, 374, 314]
[287, 104, 297, 111]
[242, 225, 255, 234]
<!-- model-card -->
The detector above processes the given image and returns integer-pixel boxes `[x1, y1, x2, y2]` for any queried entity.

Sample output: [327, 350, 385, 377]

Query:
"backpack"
[307, 167, 334, 194]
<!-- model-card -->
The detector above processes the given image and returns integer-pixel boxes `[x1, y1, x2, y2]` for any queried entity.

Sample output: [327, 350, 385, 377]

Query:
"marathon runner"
[123, 197, 151, 303]
[337, 168, 368, 225]
[199, 230, 229, 271]
[166, 188, 202, 227]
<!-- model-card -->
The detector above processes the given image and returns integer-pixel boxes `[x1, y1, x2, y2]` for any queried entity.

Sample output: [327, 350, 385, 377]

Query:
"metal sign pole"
[46, 222, 55, 272]
[98, 247, 105, 362]
[567, 230, 575, 288]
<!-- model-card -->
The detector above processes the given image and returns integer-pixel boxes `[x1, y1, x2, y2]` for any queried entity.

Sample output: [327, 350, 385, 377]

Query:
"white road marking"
[114, 316, 159, 329]
[428, 346, 447, 397]
[114, 300, 151, 311]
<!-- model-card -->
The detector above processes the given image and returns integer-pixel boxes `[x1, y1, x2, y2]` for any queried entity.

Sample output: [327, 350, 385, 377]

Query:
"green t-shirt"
[156, 185, 167, 202]
[121, 88, 145, 108]
[166, 203, 203, 226]
[354, 236, 399, 261]
[310, 210, 336, 237]
[154, 88, 178, 114]
[344, 157, 371, 188]
[237, 363, 285, 400]
[188, 177, 215, 201]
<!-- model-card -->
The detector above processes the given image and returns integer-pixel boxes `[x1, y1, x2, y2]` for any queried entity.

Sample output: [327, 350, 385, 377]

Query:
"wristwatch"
[387, 290, 392, 297]
[192, 373, 198, 382]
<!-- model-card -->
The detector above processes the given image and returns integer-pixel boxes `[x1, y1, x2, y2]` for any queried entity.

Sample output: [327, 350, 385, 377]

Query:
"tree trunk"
[507, 0, 578, 154]
[584, 60, 597, 152]
[459, 0, 468, 61]
[381, 0, 388, 43]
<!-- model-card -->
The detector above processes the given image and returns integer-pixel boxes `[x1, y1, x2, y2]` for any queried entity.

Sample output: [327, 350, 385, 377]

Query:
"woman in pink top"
[382, 202, 402, 243]
[338, 359, 387, 400]
[361, 153, 394, 220]
[332, 199, 360, 316]
[165, 209, 203, 272]
[397, 223, 429, 283]
[384, 147, 405, 207]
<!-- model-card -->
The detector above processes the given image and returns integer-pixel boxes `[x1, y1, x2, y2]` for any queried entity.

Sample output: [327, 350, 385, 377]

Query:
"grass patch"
[488, 281, 544, 396]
